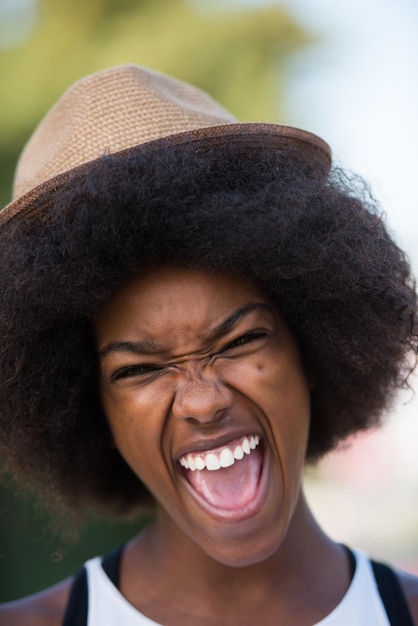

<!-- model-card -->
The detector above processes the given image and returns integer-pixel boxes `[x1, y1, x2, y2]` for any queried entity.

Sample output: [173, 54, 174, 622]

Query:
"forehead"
[94, 265, 273, 345]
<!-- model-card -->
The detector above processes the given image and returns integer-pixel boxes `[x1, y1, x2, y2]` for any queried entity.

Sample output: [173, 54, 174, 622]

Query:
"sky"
[0, 0, 36, 48]
[283, 0, 418, 268]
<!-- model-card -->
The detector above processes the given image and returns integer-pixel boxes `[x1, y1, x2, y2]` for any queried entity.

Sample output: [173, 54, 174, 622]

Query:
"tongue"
[185, 448, 263, 511]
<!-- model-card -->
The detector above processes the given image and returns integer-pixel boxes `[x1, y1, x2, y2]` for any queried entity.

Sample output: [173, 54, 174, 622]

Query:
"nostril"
[183, 407, 231, 426]
[171, 379, 234, 423]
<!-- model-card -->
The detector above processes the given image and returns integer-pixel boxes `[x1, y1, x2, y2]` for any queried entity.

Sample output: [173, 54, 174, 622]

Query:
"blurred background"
[1, 0, 417, 602]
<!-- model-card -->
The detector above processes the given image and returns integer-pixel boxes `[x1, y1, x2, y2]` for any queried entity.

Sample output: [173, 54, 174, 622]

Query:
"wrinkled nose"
[171, 368, 234, 424]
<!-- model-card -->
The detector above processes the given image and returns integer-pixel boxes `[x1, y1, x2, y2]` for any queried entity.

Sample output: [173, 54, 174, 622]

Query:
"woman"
[0, 64, 417, 625]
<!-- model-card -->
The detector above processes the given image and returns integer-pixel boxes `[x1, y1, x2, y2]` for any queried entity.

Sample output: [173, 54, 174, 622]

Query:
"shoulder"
[397, 569, 418, 626]
[0, 578, 73, 626]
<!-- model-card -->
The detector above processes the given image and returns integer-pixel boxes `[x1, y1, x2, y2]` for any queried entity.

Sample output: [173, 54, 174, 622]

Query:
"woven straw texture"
[13, 64, 236, 200]
[1, 64, 331, 227]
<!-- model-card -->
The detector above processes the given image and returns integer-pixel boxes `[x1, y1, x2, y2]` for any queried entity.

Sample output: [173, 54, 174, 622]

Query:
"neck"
[123, 491, 350, 625]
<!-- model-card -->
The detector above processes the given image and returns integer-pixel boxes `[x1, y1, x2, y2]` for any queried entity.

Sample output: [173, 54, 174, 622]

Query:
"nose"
[171, 366, 234, 424]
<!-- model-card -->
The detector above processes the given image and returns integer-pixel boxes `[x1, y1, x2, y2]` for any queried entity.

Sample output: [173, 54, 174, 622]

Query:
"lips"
[177, 435, 266, 516]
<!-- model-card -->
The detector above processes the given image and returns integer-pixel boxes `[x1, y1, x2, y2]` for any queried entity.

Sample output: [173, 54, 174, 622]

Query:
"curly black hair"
[0, 139, 416, 519]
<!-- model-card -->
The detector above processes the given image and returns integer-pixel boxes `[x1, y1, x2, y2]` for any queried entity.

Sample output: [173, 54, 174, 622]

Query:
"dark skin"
[1, 266, 418, 625]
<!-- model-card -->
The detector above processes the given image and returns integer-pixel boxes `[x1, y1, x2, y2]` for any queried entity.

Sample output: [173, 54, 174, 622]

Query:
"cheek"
[223, 352, 310, 411]
[222, 354, 311, 452]
[261, 357, 311, 438]
[100, 385, 168, 472]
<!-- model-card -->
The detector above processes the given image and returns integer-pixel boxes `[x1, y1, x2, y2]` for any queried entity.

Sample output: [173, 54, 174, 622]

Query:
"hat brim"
[0, 123, 331, 228]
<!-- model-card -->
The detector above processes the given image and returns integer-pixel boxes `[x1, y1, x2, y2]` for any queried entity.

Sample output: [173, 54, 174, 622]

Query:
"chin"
[201, 530, 285, 568]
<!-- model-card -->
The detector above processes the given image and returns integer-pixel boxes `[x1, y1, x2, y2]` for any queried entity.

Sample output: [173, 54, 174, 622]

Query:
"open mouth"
[178, 435, 265, 515]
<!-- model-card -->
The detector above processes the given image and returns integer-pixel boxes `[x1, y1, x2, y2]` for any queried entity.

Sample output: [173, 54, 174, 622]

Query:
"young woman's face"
[95, 266, 311, 566]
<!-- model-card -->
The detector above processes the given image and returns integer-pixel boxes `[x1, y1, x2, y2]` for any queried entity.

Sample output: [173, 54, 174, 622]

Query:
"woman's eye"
[223, 330, 268, 352]
[111, 364, 160, 381]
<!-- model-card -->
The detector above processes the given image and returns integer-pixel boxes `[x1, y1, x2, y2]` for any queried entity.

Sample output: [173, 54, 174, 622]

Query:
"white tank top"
[85, 549, 390, 625]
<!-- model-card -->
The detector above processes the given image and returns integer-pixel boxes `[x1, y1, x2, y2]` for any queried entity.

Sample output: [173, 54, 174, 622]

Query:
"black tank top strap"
[371, 559, 415, 626]
[62, 544, 124, 626]
[62, 566, 88, 626]
[342, 544, 357, 580]
[101, 543, 125, 587]
[343, 545, 414, 625]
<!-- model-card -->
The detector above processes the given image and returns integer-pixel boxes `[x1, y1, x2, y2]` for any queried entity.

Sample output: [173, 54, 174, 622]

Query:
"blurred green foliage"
[0, 0, 311, 602]
[0, 484, 148, 602]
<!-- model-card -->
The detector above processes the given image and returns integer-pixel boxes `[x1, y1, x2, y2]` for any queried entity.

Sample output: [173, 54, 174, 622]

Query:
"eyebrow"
[207, 302, 271, 341]
[98, 302, 271, 359]
[98, 337, 164, 359]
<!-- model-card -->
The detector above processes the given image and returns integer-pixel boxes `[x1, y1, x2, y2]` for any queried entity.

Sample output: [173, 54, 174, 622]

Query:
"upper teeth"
[179, 435, 260, 472]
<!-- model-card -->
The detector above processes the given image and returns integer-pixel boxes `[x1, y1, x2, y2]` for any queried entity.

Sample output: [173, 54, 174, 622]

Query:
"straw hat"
[1, 64, 331, 227]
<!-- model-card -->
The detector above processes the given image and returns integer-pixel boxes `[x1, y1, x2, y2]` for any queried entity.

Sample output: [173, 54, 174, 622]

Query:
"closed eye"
[111, 364, 162, 382]
[221, 330, 269, 352]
